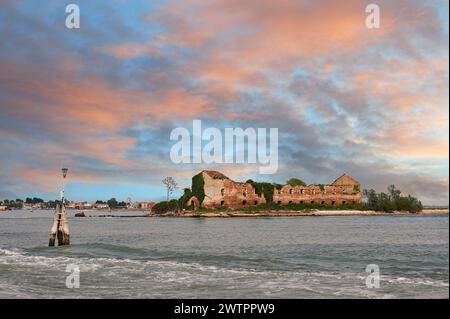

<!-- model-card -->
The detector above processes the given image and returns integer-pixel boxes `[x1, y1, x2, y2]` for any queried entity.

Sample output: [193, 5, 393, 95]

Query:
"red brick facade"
[187, 170, 362, 210]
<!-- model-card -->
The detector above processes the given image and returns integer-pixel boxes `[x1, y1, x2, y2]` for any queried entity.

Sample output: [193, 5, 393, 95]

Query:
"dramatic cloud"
[0, 0, 448, 204]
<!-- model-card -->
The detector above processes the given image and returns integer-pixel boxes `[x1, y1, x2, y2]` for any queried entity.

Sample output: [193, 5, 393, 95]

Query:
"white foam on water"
[0, 247, 448, 298]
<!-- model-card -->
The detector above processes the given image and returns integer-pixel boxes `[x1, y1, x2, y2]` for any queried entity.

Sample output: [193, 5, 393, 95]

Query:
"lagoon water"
[0, 210, 448, 298]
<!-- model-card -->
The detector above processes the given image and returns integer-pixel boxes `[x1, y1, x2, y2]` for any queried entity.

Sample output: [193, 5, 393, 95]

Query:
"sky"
[0, 0, 448, 205]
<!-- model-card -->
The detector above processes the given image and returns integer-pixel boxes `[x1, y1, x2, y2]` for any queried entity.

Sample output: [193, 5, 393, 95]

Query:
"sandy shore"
[146, 208, 449, 218]
[421, 209, 450, 215]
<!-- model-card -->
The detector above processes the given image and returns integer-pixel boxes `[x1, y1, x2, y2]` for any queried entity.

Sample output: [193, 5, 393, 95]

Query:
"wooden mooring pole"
[49, 203, 70, 246]
[49, 168, 70, 246]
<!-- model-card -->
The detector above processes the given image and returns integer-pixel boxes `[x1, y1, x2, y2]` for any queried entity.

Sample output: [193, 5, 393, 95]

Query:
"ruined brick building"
[187, 170, 362, 210]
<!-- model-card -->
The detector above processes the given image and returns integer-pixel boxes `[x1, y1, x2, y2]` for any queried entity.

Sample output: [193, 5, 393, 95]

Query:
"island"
[149, 170, 443, 217]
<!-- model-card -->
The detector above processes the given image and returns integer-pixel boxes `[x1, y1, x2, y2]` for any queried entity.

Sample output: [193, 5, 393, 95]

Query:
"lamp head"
[62, 168, 68, 179]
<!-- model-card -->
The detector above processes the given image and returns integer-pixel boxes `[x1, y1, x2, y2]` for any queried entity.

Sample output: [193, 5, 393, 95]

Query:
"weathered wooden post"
[49, 168, 70, 246]
[48, 205, 58, 246]
[59, 202, 70, 245]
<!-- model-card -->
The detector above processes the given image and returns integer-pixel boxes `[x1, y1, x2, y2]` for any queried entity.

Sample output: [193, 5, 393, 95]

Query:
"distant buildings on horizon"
[0, 199, 155, 211]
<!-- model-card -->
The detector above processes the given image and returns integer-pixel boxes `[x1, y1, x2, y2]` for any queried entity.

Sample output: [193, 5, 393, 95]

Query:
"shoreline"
[3, 208, 447, 218]
[145, 208, 449, 218]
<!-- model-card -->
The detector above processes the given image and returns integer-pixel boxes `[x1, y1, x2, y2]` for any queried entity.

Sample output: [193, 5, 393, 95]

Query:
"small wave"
[384, 276, 449, 287]
[1, 247, 448, 298]
[0, 247, 23, 256]
[26, 242, 153, 258]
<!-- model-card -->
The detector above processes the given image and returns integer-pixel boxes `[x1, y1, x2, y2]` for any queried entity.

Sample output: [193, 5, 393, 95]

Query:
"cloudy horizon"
[0, 0, 448, 205]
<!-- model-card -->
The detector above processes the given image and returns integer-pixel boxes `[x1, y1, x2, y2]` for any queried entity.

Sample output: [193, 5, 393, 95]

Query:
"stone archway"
[187, 196, 200, 211]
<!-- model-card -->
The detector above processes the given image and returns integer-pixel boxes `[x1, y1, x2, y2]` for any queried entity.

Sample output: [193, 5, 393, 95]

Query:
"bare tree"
[162, 177, 178, 201]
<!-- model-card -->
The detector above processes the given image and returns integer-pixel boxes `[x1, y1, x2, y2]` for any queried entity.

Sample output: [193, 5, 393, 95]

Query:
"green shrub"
[152, 199, 179, 213]
[237, 201, 367, 212]
[363, 186, 422, 213]
[191, 172, 205, 204]
[178, 188, 193, 209]
[274, 183, 283, 190]
[282, 202, 367, 211]
[240, 202, 282, 211]
[246, 180, 276, 203]
[287, 178, 306, 186]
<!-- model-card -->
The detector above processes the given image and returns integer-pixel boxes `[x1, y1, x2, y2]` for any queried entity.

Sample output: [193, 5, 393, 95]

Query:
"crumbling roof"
[202, 170, 229, 180]
[331, 174, 360, 186]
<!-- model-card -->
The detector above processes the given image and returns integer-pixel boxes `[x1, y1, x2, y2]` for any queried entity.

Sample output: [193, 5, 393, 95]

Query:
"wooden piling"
[59, 204, 70, 245]
[48, 204, 59, 246]
[48, 204, 70, 246]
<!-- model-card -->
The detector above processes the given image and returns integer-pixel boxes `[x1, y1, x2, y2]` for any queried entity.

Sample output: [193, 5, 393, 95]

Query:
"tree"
[363, 185, 422, 213]
[162, 177, 178, 201]
[32, 197, 44, 204]
[287, 178, 306, 186]
[178, 188, 193, 210]
[388, 185, 401, 199]
[378, 192, 395, 212]
[46, 200, 58, 209]
[363, 189, 378, 210]
[107, 198, 118, 209]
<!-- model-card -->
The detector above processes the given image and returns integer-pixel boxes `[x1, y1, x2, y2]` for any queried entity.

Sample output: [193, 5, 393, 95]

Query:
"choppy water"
[0, 210, 448, 298]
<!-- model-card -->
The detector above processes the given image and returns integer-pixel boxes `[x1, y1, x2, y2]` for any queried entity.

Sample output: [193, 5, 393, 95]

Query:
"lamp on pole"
[61, 167, 68, 203]
[49, 167, 70, 246]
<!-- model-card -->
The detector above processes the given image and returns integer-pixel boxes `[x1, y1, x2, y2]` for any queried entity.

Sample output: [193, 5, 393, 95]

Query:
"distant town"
[0, 170, 447, 214]
[0, 197, 155, 211]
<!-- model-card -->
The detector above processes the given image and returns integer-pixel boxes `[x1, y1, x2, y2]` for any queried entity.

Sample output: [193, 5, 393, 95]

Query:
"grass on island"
[185, 202, 369, 214]
[240, 202, 369, 212]
[153, 202, 369, 215]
